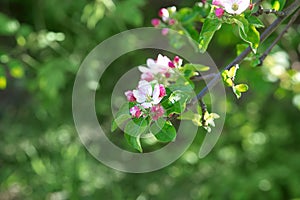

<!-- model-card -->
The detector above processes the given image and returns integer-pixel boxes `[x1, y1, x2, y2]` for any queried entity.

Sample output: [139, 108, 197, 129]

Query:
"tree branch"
[192, 0, 300, 103]
[258, 8, 300, 66]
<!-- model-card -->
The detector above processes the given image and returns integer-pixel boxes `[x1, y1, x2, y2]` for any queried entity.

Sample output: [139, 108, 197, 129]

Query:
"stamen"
[232, 3, 239, 11]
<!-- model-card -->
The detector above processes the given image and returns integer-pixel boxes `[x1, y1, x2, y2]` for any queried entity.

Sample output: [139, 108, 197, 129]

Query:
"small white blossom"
[221, 0, 250, 15]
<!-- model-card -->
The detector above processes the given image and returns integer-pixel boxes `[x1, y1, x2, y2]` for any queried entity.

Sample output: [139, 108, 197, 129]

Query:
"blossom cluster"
[151, 7, 177, 35]
[212, 0, 251, 18]
[125, 54, 183, 121]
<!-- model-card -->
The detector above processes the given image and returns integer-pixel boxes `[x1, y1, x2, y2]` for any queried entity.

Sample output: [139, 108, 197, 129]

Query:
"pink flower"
[168, 19, 176, 25]
[215, 8, 224, 18]
[125, 90, 136, 102]
[161, 28, 169, 36]
[151, 18, 160, 27]
[159, 84, 166, 97]
[212, 0, 222, 6]
[130, 106, 142, 118]
[159, 8, 169, 22]
[151, 104, 165, 120]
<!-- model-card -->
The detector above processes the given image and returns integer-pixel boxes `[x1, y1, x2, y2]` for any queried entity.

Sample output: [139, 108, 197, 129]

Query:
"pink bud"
[169, 19, 176, 25]
[161, 28, 169, 36]
[249, 3, 254, 10]
[165, 72, 171, 78]
[215, 8, 224, 18]
[125, 90, 136, 102]
[212, 0, 222, 6]
[151, 104, 165, 120]
[168, 61, 175, 68]
[159, 8, 170, 22]
[151, 18, 160, 27]
[159, 8, 169, 17]
[159, 84, 166, 97]
[130, 106, 142, 118]
[174, 56, 180, 63]
[202, 0, 207, 4]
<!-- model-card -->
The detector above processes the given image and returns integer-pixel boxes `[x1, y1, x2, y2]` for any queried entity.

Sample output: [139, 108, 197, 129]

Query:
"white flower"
[138, 54, 175, 81]
[221, 0, 250, 15]
[132, 80, 162, 108]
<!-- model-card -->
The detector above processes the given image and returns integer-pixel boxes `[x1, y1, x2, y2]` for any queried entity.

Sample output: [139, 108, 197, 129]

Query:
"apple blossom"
[159, 8, 169, 22]
[151, 104, 165, 120]
[130, 106, 142, 118]
[132, 80, 164, 109]
[221, 0, 250, 15]
[139, 54, 175, 80]
[125, 90, 136, 102]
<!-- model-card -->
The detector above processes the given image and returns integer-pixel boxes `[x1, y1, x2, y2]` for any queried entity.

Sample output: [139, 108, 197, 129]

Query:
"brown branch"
[258, 8, 300, 66]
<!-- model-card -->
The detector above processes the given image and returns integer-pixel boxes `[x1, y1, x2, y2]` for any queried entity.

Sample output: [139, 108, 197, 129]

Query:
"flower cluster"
[212, 0, 250, 18]
[151, 6, 177, 35]
[125, 54, 182, 121]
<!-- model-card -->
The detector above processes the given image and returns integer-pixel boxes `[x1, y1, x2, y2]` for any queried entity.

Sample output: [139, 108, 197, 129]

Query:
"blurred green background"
[1, 0, 300, 199]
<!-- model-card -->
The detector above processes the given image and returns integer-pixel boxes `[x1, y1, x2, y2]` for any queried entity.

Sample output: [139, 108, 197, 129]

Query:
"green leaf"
[124, 133, 143, 152]
[124, 118, 148, 137]
[232, 86, 242, 99]
[228, 65, 239, 79]
[246, 15, 265, 28]
[272, 0, 286, 11]
[233, 84, 249, 99]
[235, 84, 249, 92]
[179, 110, 202, 126]
[0, 13, 20, 35]
[124, 118, 149, 152]
[111, 103, 132, 132]
[164, 91, 190, 115]
[239, 24, 260, 53]
[233, 16, 249, 37]
[150, 120, 176, 142]
[198, 17, 222, 53]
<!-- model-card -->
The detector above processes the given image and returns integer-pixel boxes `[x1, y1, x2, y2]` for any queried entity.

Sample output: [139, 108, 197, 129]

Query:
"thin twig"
[199, 99, 207, 126]
[190, 73, 218, 81]
[252, 5, 285, 17]
[258, 9, 300, 66]
[192, 0, 300, 103]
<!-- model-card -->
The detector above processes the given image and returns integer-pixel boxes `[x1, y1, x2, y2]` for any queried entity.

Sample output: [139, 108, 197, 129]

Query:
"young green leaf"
[235, 84, 249, 92]
[272, 0, 286, 11]
[233, 16, 249, 37]
[246, 15, 265, 28]
[198, 17, 222, 53]
[111, 103, 132, 132]
[124, 118, 149, 152]
[239, 24, 260, 53]
[124, 133, 143, 152]
[150, 120, 176, 142]
[232, 84, 249, 99]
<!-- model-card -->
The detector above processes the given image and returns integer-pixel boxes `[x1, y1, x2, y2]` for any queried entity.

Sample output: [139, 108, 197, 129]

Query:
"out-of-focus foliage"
[0, 0, 300, 199]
